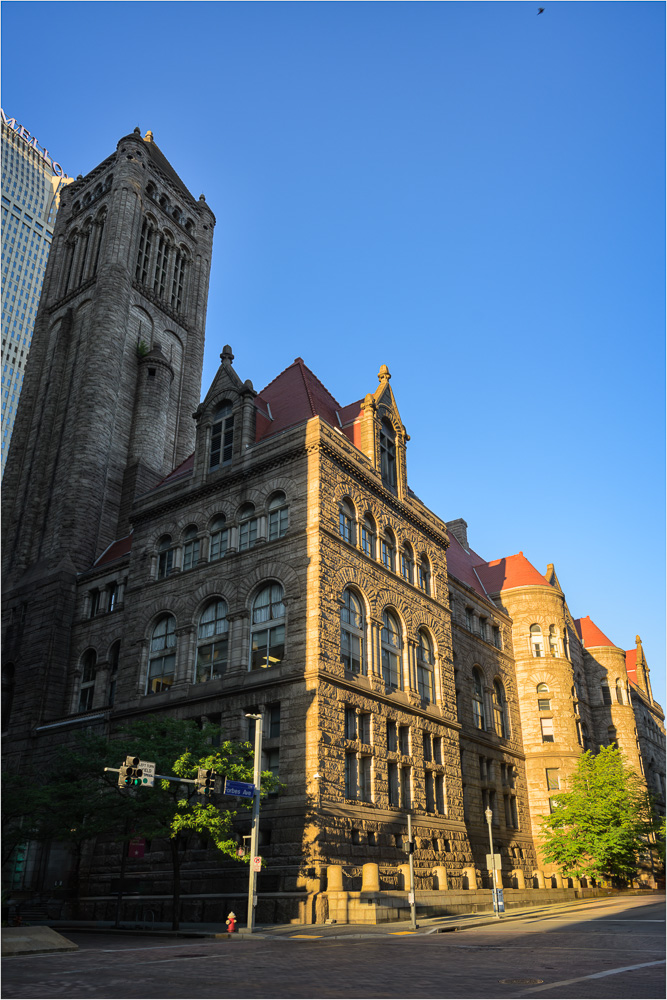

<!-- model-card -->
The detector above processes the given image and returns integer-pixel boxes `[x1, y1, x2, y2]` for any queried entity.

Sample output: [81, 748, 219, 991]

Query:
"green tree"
[113, 717, 277, 929]
[540, 745, 657, 883]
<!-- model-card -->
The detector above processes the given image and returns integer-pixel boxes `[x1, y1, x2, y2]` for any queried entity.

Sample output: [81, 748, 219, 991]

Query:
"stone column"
[175, 625, 196, 685]
[92, 660, 110, 709]
[369, 618, 382, 678]
[533, 869, 545, 889]
[511, 868, 525, 889]
[462, 866, 477, 889]
[327, 866, 343, 891]
[552, 872, 563, 889]
[406, 638, 418, 693]
[434, 866, 448, 890]
[398, 864, 411, 890]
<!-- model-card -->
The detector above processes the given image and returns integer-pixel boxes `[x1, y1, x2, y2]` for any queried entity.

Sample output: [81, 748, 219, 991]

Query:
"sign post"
[245, 713, 263, 934]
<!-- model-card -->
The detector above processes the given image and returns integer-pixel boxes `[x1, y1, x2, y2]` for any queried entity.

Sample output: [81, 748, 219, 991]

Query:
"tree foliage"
[540, 746, 657, 882]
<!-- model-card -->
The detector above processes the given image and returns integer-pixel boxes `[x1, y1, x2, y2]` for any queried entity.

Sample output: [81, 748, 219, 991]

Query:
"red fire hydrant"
[226, 911, 236, 937]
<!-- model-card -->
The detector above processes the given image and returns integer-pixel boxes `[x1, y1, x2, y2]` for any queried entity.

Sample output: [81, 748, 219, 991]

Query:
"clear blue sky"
[3, 1, 664, 697]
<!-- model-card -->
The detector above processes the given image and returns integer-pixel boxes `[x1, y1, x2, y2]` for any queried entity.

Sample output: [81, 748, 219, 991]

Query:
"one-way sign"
[224, 778, 255, 798]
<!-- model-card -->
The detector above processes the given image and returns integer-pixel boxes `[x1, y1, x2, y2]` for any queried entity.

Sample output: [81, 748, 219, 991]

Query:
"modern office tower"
[1, 111, 72, 474]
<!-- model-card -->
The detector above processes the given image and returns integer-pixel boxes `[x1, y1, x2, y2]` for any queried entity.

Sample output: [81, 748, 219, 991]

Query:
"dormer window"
[210, 402, 234, 470]
[380, 419, 396, 489]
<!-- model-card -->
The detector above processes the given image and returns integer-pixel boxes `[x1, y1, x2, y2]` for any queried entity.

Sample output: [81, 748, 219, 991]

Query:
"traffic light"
[196, 767, 219, 795]
[118, 755, 143, 788]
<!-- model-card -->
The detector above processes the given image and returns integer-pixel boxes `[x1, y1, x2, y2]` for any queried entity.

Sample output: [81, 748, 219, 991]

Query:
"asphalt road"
[2, 895, 665, 999]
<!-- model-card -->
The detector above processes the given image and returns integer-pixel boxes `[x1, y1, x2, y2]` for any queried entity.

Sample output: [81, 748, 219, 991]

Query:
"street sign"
[252, 856, 262, 872]
[486, 853, 502, 870]
[224, 778, 255, 798]
[138, 759, 156, 787]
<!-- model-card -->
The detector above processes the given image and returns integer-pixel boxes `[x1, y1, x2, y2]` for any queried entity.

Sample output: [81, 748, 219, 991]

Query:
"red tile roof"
[574, 615, 616, 648]
[473, 552, 549, 592]
[255, 358, 343, 441]
[625, 648, 638, 684]
[94, 533, 132, 566]
[446, 532, 489, 598]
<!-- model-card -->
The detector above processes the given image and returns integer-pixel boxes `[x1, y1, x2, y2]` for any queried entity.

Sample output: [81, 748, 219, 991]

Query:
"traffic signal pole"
[245, 713, 263, 935]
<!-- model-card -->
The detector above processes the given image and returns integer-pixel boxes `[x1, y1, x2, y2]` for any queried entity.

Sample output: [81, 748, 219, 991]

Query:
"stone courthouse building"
[2, 130, 664, 922]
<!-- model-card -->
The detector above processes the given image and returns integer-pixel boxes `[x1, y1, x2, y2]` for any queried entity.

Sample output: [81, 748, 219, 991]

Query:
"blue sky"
[3, 1, 664, 696]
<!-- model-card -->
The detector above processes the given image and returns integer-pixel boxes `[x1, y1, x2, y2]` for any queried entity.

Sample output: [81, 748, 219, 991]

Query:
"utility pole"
[485, 806, 502, 919]
[407, 812, 417, 930]
[245, 713, 263, 934]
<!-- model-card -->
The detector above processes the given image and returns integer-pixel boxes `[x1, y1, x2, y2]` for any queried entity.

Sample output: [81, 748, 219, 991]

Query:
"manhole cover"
[499, 979, 544, 985]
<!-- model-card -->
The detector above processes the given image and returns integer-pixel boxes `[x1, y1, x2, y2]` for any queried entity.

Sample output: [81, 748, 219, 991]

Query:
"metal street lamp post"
[484, 806, 501, 919]
[245, 712, 263, 934]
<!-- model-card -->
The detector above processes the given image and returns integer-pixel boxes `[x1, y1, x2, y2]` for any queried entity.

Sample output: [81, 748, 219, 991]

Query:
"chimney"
[446, 518, 469, 552]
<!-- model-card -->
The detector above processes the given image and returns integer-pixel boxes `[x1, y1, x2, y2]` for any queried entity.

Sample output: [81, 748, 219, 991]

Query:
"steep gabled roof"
[473, 552, 549, 593]
[446, 531, 489, 599]
[143, 135, 197, 204]
[255, 357, 343, 440]
[94, 533, 133, 567]
[574, 615, 616, 648]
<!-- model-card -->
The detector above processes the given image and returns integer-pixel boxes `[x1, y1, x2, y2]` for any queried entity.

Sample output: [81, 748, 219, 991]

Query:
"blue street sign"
[494, 888, 505, 913]
[224, 778, 255, 798]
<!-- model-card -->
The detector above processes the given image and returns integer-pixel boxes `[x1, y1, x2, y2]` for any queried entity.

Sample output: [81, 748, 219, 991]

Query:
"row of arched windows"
[155, 493, 289, 579]
[340, 587, 436, 700]
[472, 668, 509, 739]
[59, 207, 107, 298]
[135, 214, 190, 313]
[145, 181, 195, 233]
[339, 500, 432, 594]
[71, 172, 112, 216]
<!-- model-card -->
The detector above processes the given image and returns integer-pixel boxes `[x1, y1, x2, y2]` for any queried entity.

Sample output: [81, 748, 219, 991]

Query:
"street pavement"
[2, 894, 664, 999]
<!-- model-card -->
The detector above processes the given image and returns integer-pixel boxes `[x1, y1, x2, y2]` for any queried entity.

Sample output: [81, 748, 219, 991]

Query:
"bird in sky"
[538, 6, 545, 13]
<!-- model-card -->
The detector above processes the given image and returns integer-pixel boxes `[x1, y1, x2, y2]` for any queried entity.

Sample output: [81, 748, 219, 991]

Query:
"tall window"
[361, 514, 376, 558]
[381, 610, 402, 689]
[250, 583, 285, 670]
[341, 588, 364, 674]
[472, 668, 485, 730]
[78, 650, 97, 712]
[388, 761, 399, 806]
[548, 625, 559, 657]
[380, 419, 397, 489]
[417, 629, 435, 702]
[492, 680, 507, 738]
[381, 528, 396, 571]
[339, 498, 355, 544]
[210, 402, 234, 469]
[418, 555, 431, 595]
[209, 515, 228, 561]
[400, 542, 414, 583]
[147, 615, 176, 694]
[615, 679, 624, 704]
[530, 624, 543, 657]
[546, 768, 560, 790]
[540, 717, 554, 743]
[601, 682, 612, 706]
[182, 525, 200, 571]
[238, 503, 258, 551]
[157, 535, 174, 579]
[268, 492, 289, 540]
[197, 599, 229, 682]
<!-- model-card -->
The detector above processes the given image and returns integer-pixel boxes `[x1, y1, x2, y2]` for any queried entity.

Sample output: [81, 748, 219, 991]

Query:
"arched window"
[615, 679, 624, 705]
[210, 401, 234, 470]
[381, 610, 402, 689]
[157, 534, 174, 579]
[401, 542, 414, 583]
[135, 217, 154, 285]
[147, 615, 176, 694]
[601, 681, 612, 706]
[548, 625, 559, 658]
[339, 498, 355, 544]
[209, 515, 228, 561]
[418, 554, 431, 595]
[268, 492, 289, 540]
[182, 525, 200, 571]
[238, 503, 258, 551]
[537, 683, 550, 711]
[197, 599, 229, 682]
[108, 641, 120, 707]
[361, 514, 376, 558]
[341, 589, 365, 674]
[78, 650, 97, 712]
[380, 419, 397, 489]
[493, 680, 507, 738]
[417, 630, 435, 702]
[381, 528, 396, 572]
[530, 624, 543, 657]
[250, 584, 285, 670]
[472, 668, 485, 730]
[2, 664, 15, 731]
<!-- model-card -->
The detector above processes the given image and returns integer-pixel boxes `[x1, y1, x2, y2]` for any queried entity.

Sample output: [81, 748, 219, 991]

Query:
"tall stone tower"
[2, 128, 214, 742]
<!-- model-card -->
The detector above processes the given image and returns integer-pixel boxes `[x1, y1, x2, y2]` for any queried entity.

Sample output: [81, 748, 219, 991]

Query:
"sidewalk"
[47, 893, 656, 940]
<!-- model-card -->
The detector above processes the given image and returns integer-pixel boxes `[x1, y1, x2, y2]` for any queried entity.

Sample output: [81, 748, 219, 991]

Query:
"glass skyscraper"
[1, 112, 72, 474]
